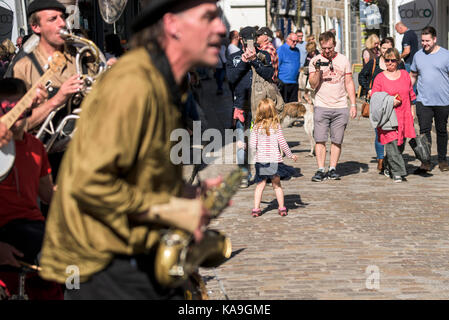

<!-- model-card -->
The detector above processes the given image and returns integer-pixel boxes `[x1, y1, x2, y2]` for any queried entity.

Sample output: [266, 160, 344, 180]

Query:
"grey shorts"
[313, 107, 350, 144]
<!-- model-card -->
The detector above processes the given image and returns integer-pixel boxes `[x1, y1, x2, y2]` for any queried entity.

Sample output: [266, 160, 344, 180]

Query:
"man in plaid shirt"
[256, 27, 279, 83]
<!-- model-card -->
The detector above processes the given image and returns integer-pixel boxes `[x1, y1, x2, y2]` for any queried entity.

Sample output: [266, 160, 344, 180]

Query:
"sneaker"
[239, 176, 249, 188]
[384, 168, 391, 178]
[327, 169, 341, 180]
[393, 176, 402, 183]
[311, 170, 327, 182]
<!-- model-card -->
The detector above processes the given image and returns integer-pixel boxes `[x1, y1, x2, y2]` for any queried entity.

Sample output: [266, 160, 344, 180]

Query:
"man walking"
[395, 22, 418, 72]
[410, 26, 449, 173]
[308, 31, 357, 181]
[277, 33, 300, 103]
[226, 26, 274, 188]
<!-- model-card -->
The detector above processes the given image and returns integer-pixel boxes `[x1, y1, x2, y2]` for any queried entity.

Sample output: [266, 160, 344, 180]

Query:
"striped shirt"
[250, 124, 293, 163]
[260, 42, 279, 82]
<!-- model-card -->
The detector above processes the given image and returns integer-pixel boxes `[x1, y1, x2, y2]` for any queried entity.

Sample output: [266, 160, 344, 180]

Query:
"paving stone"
[190, 79, 449, 299]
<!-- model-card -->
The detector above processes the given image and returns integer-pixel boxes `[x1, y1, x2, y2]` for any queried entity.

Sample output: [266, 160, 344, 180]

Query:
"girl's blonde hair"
[365, 34, 380, 50]
[254, 98, 280, 135]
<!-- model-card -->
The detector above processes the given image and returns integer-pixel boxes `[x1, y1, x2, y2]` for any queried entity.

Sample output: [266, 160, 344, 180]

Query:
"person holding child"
[249, 98, 298, 217]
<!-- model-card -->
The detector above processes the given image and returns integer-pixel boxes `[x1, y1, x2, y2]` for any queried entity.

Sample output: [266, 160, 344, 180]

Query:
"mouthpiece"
[59, 29, 70, 39]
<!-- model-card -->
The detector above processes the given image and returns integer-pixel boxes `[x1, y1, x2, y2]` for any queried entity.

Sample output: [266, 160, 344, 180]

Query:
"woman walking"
[371, 48, 416, 182]
[359, 38, 406, 173]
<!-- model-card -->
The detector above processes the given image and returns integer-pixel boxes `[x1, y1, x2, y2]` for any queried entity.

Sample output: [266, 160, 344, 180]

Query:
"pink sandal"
[278, 207, 288, 216]
[251, 208, 261, 217]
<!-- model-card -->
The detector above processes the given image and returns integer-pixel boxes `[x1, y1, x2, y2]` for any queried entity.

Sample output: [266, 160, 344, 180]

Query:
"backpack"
[250, 53, 284, 121]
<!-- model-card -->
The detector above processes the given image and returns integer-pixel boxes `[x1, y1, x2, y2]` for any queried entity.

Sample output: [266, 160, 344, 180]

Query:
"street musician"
[39, 0, 227, 300]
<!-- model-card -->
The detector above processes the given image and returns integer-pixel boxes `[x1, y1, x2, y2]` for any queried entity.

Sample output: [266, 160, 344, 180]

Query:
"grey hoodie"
[369, 91, 398, 131]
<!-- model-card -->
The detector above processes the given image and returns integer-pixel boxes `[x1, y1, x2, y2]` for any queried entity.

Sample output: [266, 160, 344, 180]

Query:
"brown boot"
[414, 161, 432, 174]
[438, 161, 449, 172]
[377, 159, 384, 172]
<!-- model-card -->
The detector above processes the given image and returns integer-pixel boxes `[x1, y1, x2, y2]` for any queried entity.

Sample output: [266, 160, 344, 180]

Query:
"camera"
[315, 59, 334, 71]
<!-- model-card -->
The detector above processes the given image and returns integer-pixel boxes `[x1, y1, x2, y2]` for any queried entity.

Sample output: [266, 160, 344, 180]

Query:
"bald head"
[395, 22, 408, 34]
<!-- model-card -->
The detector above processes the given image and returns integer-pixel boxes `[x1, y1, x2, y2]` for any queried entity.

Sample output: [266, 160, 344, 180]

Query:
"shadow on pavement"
[337, 161, 369, 176]
[259, 193, 309, 216]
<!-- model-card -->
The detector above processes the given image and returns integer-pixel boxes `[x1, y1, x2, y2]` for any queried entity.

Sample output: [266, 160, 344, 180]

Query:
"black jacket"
[358, 57, 406, 96]
[226, 48, 274, 112]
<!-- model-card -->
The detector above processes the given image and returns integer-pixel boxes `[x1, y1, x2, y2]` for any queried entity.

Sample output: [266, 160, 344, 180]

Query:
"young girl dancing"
[249, 98, 298, 217]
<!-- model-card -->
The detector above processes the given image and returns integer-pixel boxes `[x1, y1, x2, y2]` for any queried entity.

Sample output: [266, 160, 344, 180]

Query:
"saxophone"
[154, 168, 244, 288]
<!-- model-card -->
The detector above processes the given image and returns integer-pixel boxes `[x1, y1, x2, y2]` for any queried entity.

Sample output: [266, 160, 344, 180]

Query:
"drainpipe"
[389, 0, 394, 37]
[21, 0, 28, 35]
[344, 0, 349, 58]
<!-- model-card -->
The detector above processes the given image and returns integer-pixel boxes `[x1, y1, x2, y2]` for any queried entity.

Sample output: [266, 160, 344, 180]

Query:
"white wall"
[218, 0, 266, 32]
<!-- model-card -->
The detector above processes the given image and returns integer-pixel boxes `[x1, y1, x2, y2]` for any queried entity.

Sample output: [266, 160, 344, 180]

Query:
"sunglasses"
[385, 58, 398, 63]
[0, 101, 32, 120]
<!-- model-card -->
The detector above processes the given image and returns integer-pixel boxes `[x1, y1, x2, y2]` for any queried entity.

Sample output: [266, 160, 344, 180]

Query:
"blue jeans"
[374, 129, 384, 159]
[236, 112, 251, 176]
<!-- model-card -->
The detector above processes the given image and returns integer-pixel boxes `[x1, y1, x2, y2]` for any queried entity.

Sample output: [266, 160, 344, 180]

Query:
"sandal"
[251, 208, 261, 217]
[278, 207, 288, 216]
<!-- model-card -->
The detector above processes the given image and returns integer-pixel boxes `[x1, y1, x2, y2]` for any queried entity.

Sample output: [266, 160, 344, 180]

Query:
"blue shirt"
[411, 48, 449, 106]
[296, 41, 307, 68]
[277, 43, 300, 84]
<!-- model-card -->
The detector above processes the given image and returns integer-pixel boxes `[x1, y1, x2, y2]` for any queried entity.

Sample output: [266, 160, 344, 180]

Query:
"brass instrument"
[154, 168, 244, 288]
[35, 29, 107, 152]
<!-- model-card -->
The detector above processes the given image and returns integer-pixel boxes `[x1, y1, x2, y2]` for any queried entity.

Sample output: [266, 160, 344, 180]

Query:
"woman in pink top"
[249, 98, 298, 217]
[371, 48, 416, 182]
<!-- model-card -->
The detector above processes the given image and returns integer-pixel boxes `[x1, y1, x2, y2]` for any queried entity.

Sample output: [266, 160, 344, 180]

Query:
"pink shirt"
[309, 53, 352, 108]
[250, 124, 293, 163]
[371, 70, 416, 146]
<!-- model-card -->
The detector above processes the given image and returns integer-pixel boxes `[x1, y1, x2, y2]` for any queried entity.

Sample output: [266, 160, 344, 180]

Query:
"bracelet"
[351, 104, 356, 107]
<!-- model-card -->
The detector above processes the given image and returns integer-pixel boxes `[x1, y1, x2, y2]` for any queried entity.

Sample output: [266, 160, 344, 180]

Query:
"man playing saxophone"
[39, 0, 228, 299]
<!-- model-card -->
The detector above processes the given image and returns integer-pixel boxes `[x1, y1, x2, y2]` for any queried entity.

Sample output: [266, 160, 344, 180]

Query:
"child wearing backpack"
[249, 98, 298, 217]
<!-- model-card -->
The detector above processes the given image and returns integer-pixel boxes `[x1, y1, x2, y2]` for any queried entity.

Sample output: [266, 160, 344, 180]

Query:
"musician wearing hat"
[39, 0, 227, 299]
[11, 0, 86, 132]
[226, 26, 274, 188]
[10, 0, 95, 181]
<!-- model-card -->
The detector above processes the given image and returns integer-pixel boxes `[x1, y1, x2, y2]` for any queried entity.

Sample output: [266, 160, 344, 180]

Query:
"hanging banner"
[279, 0, 287, 15]
[287, 0, 297, 17]
[98, 0, 128, 24]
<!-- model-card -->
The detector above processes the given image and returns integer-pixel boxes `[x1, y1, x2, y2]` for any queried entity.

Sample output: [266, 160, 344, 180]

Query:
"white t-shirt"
[309, 53, 352, 108]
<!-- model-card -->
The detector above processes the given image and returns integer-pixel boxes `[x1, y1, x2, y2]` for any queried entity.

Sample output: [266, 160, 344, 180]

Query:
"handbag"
[409, 134, 431, 163]
[361, 59, 377, 118]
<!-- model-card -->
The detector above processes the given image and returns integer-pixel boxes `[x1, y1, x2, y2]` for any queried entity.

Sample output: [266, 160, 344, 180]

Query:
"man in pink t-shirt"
[308, 31, 357, 182]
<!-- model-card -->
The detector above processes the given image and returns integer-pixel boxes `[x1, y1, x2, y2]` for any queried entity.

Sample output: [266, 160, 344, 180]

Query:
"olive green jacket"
[39, 47, 200, 283]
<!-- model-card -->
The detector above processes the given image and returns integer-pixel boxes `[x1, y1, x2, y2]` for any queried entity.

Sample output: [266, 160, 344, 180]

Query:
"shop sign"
[398, 0, 434, 31]
[0, 0, 13, 38]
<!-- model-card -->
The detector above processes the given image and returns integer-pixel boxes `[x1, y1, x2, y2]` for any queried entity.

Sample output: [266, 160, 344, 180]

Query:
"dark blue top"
[402, 29, 419, 65]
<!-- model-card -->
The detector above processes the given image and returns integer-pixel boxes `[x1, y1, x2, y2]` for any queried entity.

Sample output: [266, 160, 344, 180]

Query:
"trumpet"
[35, 30, 108, 152]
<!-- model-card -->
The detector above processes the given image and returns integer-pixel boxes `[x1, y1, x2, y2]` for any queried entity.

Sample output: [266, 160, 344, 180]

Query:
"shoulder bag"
[361, 60, 377, 118]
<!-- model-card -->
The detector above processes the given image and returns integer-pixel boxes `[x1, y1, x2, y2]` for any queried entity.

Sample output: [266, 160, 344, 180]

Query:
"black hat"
[132, 0, 217, 34]
[27, 0, 66, 17]
[239, 26, 256, 41]
[256, 27, 273, 38]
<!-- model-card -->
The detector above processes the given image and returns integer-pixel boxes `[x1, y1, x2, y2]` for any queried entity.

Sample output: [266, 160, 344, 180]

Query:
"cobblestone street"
[185, 77, 449, 300]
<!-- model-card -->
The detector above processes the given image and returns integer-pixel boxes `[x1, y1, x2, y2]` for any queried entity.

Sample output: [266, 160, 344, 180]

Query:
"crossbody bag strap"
[368, 59, 376, 90]
[27, 52, 45, 76]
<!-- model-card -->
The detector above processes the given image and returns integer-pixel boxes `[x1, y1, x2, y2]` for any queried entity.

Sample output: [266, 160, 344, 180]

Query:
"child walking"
[249, 98, 298, 217]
